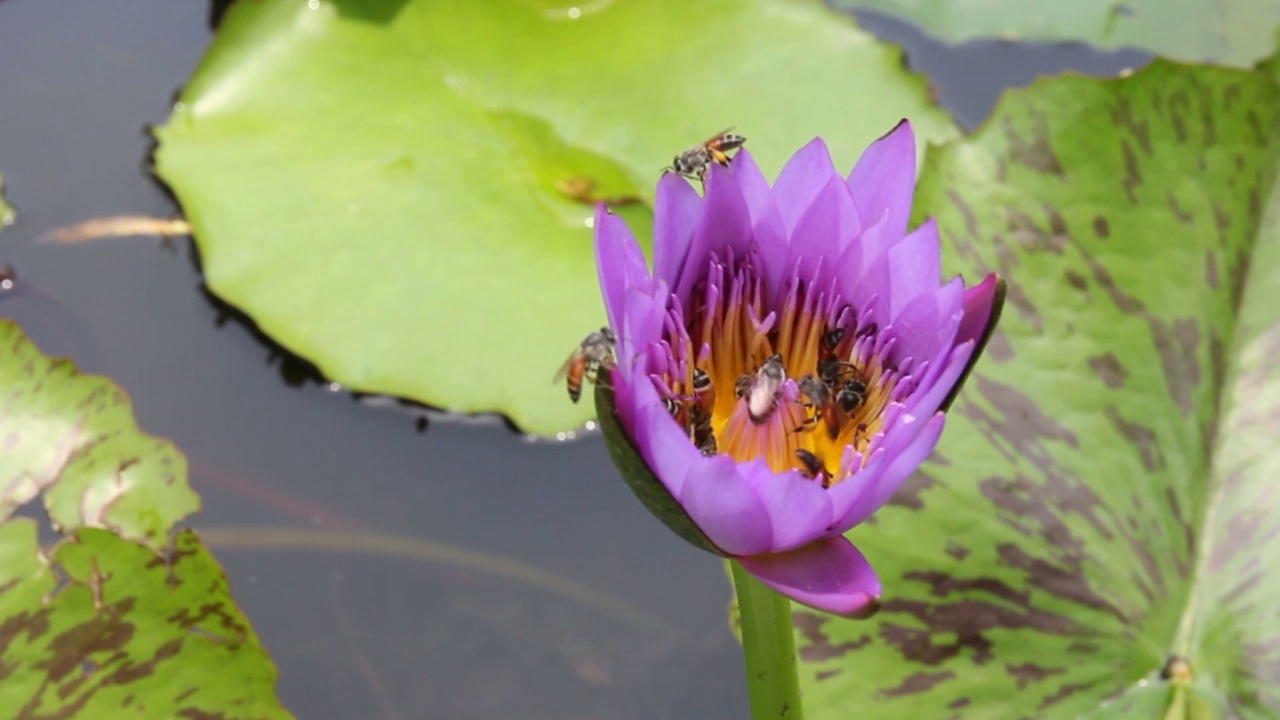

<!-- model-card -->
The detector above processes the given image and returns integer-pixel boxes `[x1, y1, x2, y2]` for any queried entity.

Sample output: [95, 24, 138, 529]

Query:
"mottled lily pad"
[795, 60, 1280, 718]
[836, 0, 1280, 68]
[154, 0, 957, 435]
[0, 321, 289, 718]
[0, 320, 199, 549]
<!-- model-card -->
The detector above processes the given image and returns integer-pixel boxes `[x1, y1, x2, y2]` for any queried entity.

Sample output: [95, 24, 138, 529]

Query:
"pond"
[0, 2, 1148, 717]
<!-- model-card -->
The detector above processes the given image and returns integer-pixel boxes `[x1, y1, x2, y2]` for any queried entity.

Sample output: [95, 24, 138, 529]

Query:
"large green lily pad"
[836, 0, 1280, 68]
[154, 0, 958, 435]
[0, 321, 289, 717]
[794, 60, 1280, 717]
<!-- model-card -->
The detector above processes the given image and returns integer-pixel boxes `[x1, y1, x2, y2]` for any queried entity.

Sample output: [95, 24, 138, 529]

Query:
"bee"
[663, 130, 747, 183]
[735, 354, 786, 424]
[820, 327, 846, 359]
[794, 374, 832, 434]
[795, 449, 830, 487]
[555, 327, 617, 403]
[836, 377, 868, 414]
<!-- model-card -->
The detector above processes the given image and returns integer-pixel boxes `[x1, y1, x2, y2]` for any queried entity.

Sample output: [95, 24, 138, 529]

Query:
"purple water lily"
[592, 121, 1004, 618]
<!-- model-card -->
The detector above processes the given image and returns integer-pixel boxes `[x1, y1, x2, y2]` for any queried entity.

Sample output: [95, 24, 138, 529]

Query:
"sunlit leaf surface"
[835, 0, 1280, 68]
[796, 60, 1280, 718]
[154, 0, 958, 435]
[0, 321, 289, 718]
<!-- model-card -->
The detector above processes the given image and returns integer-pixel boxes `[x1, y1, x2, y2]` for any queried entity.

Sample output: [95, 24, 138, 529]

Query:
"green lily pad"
[835, 0, 1280, 68]
[0, 320, 199, 549]
[154, 0, 958, 435]
[0, 321, 289, 717]
[795, 59, 1280, 718]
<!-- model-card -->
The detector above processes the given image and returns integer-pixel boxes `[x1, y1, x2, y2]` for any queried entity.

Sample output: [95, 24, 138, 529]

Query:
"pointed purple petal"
[838, 215, 891, 315]
[653, 174, 703, 289]
[675, 165, 753, 300]
[744, 461, 834, 553]
[956, 273, 1004, 348]
[887, 217, 943, 319]
[846, 119, 916, 241]
[885, 276, 964, 370]
[772, 138, 840, 234]
[905, 341, 974, 418]
[731, 150, 790, 302]
[786, 176, 860, 284]
[739, 536, 882, 618]
[833, 412, 946, 529]
[594, 204, 650, 333]
[626, 375, 702, 498]
[678, 454, 773, 556]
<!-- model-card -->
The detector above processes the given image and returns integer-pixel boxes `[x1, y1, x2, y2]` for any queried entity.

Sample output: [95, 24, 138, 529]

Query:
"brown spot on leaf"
[1120, 140, 1143, 202]
[1166, 192, 1194, 224]
[888, 471, 936, 510]
[879, 670, 955, 698]
[792, 611, 870, 662]
[1039, 681, 1099, 709]
[1103, 407, 1164, 471]
[1087, 353, 1128, 389]
[948, 697, 971, 709]
[944, 542, 969, 560]
[998, 545, 1128, 622]
[1004, 113, 1064, 176]
[1205, 249, 1220, 288]
[1065, 270, 1088, 291]
[1092, 216, 1110, 239]
[1005, 662, 1066, 689]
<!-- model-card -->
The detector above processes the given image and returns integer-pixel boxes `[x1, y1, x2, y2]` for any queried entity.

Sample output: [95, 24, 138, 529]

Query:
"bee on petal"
[735, 354, 786, 424]
[555, 327, 617, 403]
[663, 130, 747, 184]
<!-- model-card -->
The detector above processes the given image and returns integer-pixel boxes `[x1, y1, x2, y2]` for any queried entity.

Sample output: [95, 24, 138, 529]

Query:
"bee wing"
[552, 351, 580, 383]
[705, 127, 736, 144]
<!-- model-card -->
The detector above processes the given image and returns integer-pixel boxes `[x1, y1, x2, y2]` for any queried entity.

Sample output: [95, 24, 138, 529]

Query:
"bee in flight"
[555, 327, 617, 403]
[663, 130, 747, 183]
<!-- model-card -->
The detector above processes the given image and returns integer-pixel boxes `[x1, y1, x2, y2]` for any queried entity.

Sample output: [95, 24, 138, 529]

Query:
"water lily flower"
[592, 121, 1004, 618]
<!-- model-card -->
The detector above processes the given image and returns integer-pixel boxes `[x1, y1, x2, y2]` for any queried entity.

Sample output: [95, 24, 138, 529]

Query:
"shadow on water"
[0, 0, 1150, 717]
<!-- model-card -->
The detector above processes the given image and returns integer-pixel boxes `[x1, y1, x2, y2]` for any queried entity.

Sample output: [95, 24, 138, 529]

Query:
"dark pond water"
[0, 2, 1147, 718]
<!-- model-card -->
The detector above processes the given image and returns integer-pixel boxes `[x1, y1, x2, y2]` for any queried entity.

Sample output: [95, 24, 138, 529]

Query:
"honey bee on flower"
[662, 130, 747, 184]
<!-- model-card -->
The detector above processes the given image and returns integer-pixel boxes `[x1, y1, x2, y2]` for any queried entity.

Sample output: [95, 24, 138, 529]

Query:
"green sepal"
[594, 368, 724, 557]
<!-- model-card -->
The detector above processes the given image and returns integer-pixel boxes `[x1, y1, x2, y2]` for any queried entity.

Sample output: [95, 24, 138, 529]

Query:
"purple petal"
[905, 342, 974, 418]
[772, 138, 840, 234]
[846, 119, 916, 242]
[956, 273, 1004, 348]
[678, 454, 773, 556]
[786, 177, 860, 284]
[652, 174, 703, 289]
[832, 412, 946, 529]
[632, 386, 704, 499]
[742, 460, 834, 553]
[837, 215, 891, 316]
[619, 283, 665, 370]
[885, 276, 964, 370]
[739, 536, 882, 618]
[594, 205, 650, 333]
[675, 165, 753, 300]
[888, 217, 942, 319]
[730, 150, 789, 301]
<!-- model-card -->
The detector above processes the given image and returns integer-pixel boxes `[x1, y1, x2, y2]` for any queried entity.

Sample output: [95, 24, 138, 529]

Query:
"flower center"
[654, 251, 897, 487]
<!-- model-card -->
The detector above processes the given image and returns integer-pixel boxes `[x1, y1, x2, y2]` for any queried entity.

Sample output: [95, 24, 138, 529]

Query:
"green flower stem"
[731, 560, 804, 720]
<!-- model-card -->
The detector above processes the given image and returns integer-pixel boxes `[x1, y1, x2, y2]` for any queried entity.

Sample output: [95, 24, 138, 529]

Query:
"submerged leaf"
[795, 60, 1280, 718]
[0, 321, 289, 717]
[834, 0, 1280, 68]
[154, 0, 957, 435]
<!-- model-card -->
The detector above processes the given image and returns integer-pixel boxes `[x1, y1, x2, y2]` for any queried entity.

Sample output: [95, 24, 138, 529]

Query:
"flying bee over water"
[735, 353, 786, 424]
[663, 130, 747, 183]
[555, 327, 617, 403]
